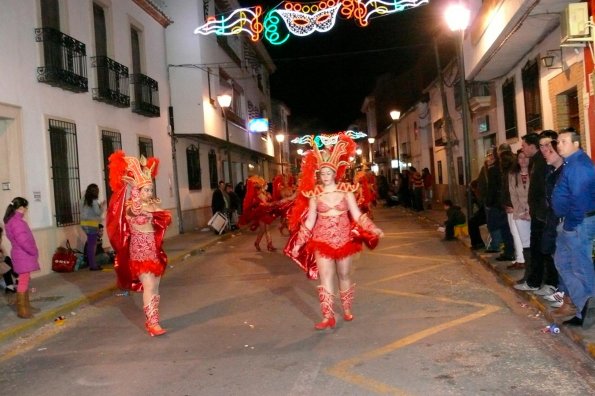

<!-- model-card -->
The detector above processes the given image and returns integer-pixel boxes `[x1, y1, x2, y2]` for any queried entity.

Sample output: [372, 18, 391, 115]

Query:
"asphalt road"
[1, 209, 594, 395]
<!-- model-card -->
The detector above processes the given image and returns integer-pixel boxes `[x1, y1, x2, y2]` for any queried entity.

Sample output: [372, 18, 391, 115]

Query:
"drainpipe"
[167, 66, 184, 234]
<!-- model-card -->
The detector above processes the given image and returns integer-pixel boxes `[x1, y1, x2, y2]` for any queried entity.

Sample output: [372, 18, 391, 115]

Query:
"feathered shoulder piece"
[108, 150, 128, 193]
[301, 185, 324, 198]
[337, 182, 358, 193]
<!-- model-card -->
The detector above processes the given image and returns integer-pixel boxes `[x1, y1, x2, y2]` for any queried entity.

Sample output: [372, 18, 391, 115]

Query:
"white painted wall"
[0, 0, 173, 275]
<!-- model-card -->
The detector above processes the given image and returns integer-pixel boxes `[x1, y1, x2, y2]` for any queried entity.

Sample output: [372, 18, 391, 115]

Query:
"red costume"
[106, 151, 171, 292]
[284, 134, 380, 280]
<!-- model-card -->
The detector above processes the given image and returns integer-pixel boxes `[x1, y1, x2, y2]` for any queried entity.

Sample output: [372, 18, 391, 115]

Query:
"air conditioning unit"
[560, 2, 590, 47]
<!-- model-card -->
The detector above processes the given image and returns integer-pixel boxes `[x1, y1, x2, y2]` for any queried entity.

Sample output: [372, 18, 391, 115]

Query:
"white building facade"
[0, 0, 174, 276]
[164, 0, 277, 232]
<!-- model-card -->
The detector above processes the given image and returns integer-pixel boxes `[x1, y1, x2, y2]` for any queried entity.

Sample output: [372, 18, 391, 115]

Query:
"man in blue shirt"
[551, 129, 595, 329]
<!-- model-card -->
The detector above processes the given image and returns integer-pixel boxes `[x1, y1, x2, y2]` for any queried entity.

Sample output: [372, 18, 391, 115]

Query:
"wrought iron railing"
[131, 73, 160, 117]
[35, 27, 88, 93]
[91, 56, 130, 107]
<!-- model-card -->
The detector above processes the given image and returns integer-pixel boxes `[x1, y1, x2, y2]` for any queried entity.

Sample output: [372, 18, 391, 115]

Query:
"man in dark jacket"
[211, 180, 229, 215]
[514, 132, 548, 292]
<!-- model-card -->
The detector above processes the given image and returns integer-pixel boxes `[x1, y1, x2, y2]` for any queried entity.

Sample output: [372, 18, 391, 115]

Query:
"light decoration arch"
[194, 0, 430, 45]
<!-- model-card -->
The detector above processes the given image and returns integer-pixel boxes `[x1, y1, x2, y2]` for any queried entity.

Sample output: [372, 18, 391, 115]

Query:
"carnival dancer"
[273, 174, 296, 236]
[285, 134, 384, 330]
[354, 168, 374, 218]
[106, 151, 172, 337]
[240, 176, 278, 252]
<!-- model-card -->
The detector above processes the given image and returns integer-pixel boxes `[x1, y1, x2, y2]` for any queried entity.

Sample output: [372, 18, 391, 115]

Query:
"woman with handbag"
[80, 183, 106, 271]
[3, 197, 40, 318]
[106, 152, 172, 337]
[285, 134, 384, 330]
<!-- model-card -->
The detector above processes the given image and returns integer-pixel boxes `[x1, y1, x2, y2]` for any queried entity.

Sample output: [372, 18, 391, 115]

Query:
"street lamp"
[367, 137, 375, 164]
[275, 133, 285, 175]
[445, 3, 473, 218]
[217, 93, 233, 184]
[389, 110, 401, 171]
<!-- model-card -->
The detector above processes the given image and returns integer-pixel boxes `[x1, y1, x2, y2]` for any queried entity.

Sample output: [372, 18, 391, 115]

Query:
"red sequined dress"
[308, 197, 361, 259]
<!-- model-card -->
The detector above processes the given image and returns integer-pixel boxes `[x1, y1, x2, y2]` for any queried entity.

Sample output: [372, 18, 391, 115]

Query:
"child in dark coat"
[443, 199, 466, 241]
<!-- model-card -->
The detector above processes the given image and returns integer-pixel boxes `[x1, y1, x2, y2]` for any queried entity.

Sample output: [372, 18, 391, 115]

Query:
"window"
[434, 118, 446, 147]
[437, 160, 443, 184]
[186, 145, 202, 190]
[522, 59, 542, 132]
[48, 119, 81, 227]
[219, 70, 244, 120]
[208, 149, 218, 189]
[101, 130, 122, 203]
[138, 137, 153, 158]
[502, 78, 518, 139]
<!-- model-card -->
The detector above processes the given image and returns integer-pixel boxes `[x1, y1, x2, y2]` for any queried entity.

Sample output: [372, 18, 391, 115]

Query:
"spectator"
[422, 167, 434, 209]
[485, 147, 515, 261]
[468, 153, 491, 250]
[550, 128, 595, 329]
[399, 169, 411, 208]
[514, 132, 548, 291]
[3, 197, 40, 319]
[538, 131, 563, 305]
[211, 180, 229, 215]
[80, 183, 106, 271]
[410, 167, 424, 211]
[442, 199, 466, 241]
[226, 183, 240, 230]
[234, 181, 246, 214]
[83, 224, 114, 268]
[506, 149, 531, 271]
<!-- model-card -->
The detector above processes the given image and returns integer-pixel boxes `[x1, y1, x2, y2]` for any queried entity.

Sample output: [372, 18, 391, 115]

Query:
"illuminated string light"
[194, 0, 430, 45]
[290, 130, 368, 147]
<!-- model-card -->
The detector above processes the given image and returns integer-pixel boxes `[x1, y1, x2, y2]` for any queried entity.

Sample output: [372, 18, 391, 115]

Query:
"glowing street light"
[217, 94, 233, 184]
[445, 2, 473, 218]
[275, 133, 286, 174]
[389, 110, 401, 171]
[367, 137, 375, 163]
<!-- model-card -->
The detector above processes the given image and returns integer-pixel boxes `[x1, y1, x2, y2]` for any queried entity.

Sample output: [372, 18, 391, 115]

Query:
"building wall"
[0, 0, 173, 276]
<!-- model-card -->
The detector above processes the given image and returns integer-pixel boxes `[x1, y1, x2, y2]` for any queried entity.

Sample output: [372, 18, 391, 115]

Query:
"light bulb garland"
[194, 0, 430, 45]
[291, 130, 368, 148]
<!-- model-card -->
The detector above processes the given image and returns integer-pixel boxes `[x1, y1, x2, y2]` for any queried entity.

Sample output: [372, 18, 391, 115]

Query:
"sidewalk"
[410, 205, 595, 359]
[0, 226, 239, 344]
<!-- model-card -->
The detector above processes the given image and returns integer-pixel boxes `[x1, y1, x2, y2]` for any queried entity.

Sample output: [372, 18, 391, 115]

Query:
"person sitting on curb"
[442, 199, 466, 241]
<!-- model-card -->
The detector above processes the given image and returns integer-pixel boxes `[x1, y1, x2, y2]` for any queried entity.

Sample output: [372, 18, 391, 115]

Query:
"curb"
[0, 229, 240, 344]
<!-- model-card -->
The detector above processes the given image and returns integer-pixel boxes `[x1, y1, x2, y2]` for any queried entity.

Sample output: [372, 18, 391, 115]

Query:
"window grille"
[101, 130, 122, 202]
[49, 119, 81, 226]
[186, 145, 202, 190]
[138, 137, 155, 195]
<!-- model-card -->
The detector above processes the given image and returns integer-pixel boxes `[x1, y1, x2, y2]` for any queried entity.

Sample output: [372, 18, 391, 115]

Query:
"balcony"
[468, 81, 492, 113]
[35, 27, 88, 93]
[90, 56, 130, 108]
[131, 73, 160, 117]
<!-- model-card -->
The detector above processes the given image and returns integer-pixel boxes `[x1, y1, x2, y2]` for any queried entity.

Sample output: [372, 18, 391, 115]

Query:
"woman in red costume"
[241, 176, 277, 252]
[285, 134, 384, 330]
[354, 169, 373, 218]
[106, 151, 172, 337]
[272, 174, 296, 236]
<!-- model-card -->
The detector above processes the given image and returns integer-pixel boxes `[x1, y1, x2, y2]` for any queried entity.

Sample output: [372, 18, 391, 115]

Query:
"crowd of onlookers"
[465, 129, 595, 330]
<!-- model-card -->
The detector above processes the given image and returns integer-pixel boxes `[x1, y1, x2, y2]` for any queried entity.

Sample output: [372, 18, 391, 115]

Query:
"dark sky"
[237, 1, 453, 133]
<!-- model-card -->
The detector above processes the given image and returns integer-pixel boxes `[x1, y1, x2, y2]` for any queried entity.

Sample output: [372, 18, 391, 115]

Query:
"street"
[1, 208, 594, 396]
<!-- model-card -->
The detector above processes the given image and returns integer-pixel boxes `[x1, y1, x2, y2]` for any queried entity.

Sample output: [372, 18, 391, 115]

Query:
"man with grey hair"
[551, 128, 595, 329]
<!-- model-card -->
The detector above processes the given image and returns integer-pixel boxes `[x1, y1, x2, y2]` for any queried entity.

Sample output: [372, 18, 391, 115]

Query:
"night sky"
[237, 1, 454, 134]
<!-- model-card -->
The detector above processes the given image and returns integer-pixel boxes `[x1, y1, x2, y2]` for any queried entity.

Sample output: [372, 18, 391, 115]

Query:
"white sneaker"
[513, 282, 539, 291]
[544, 291, 564, 302]
[534, 285, 557, 296]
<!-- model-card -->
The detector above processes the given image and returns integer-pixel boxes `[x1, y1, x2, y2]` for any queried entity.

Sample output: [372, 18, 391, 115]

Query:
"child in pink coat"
[4, 197, 40, 318]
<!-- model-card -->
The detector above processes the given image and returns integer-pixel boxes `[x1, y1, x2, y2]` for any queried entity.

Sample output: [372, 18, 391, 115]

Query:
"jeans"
[468, 206, 486, 248]
[554, 216, 595, 318]
[486, 206, 514, 256]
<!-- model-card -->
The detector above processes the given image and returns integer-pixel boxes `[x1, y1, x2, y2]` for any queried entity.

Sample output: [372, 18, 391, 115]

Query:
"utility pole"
[434, 38, 460, 205]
